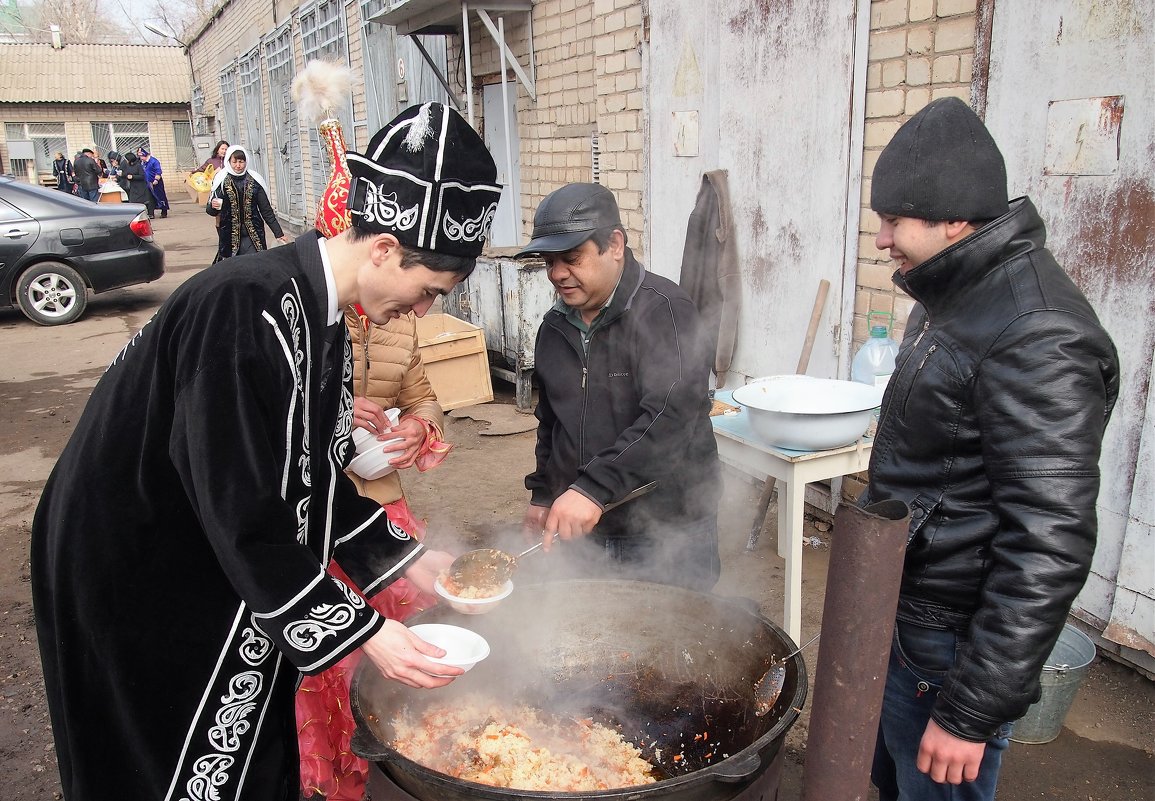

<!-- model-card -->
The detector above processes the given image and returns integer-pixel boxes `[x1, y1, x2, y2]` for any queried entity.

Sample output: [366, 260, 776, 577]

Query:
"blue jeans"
[80, 188, 101, 202]
[872, 622, 1013, 801]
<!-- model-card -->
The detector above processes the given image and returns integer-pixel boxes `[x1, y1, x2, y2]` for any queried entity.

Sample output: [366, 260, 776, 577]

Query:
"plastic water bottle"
[851, 313, 899, 391]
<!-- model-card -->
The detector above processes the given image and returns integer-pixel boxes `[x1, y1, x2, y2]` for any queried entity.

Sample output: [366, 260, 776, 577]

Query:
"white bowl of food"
[732, 375, 884, 451]
[434, 576, 514, 615]
[347, 436, 405, 479]
[408, 623, 490, 673]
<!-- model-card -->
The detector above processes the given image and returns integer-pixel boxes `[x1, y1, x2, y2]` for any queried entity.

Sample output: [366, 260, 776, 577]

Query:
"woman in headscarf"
[207, 145, 288, 262]
[51, 152, 74, 193]
[138, 147, 170, 219]
[117, 151, 152, 207]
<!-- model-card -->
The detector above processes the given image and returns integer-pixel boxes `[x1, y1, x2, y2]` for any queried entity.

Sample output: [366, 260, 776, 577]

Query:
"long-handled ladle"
[446, 482, 658, 589]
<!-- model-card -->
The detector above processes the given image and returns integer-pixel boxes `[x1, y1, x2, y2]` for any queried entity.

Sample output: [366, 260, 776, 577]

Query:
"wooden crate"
[415, 313, 493, 410]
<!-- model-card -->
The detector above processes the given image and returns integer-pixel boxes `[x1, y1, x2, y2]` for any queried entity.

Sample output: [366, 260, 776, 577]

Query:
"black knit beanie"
[871, 97, 1009, 222]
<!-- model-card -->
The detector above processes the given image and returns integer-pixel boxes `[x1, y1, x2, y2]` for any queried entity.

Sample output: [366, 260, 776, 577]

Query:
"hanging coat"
[678, 170, 742, 387]
[31, 232, 423, 801]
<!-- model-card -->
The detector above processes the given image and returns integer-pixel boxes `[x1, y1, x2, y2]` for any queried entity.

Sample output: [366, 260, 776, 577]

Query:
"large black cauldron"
[350, 580, 806, 801]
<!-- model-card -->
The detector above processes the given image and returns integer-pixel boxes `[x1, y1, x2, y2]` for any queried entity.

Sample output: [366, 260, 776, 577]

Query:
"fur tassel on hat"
[291, 60, 353, 123]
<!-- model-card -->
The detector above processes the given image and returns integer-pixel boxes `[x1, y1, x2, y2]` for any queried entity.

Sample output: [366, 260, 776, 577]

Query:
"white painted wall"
[645, 1, 860, 386]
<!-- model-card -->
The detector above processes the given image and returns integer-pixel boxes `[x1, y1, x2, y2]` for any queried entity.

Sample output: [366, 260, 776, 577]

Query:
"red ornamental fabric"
[315, 119, 353, 238]
[296, 497, 436, 801]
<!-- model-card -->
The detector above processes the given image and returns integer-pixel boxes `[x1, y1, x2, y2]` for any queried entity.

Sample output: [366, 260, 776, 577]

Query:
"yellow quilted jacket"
[345, 308, 445, 505]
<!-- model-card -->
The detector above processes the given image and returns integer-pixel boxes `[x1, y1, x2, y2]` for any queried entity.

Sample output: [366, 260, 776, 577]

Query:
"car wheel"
[16, 262, 89, 326]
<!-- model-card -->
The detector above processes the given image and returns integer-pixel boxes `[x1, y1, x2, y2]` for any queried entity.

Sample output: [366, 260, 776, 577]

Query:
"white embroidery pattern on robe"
[283, 579, 365, 651]
[333, 336, 355, 466]
[179, 754, 232, 801]
[443, 202, 497, 243]
[281, 291, 312, 491]
[239, 620, 273, 666]
[172, 607, 279, 801]
[207, 671, 263, 752]
[387, 518, 413, 541]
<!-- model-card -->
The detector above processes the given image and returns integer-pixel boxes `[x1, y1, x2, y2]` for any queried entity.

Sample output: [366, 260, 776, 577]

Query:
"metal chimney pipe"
[50, 24, 62, 49]
[801, 498, 910, 801]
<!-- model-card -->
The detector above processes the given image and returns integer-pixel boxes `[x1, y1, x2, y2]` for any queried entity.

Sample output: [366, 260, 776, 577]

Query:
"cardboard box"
[415, 313, 493, 410]
[185, 173, 212, 205]
[98, 180, 125, 203]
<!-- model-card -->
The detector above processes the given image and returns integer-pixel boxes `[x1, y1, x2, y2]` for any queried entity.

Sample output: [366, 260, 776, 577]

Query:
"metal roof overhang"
[366, 0, 535, 127]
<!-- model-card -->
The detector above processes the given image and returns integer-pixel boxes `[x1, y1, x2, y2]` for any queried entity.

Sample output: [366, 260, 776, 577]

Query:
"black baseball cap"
[515, 182, 622, 258]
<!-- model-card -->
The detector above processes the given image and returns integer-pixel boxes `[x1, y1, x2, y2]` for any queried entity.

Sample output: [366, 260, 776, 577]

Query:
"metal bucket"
[1010, 623, 1097, 744]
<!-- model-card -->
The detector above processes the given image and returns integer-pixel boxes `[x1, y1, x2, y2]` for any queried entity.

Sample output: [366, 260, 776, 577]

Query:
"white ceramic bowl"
[731, 375, 884, 451]
[408, 623, 490, 673]
[347, 437, 405, 480]
[434, 578, 514, 615]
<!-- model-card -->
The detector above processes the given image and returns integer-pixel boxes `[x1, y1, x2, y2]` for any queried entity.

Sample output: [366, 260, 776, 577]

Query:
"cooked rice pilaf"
[437, 569, 503, 599]
[391, 696, 657, 791]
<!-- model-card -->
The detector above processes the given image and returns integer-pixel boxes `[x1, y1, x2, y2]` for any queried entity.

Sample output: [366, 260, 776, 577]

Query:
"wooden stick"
[747, 279, 831, 550]
[797, 279, 831, 374]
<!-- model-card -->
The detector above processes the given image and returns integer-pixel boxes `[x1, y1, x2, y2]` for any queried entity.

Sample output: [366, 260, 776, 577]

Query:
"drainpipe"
[801, 498, 910, 801]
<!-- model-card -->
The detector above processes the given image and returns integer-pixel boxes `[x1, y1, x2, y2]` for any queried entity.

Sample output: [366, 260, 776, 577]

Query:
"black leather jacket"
[862, 197, 1119, 741]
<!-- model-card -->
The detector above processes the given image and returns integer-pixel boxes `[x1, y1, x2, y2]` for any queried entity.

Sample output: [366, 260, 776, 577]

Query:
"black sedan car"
[0, 176, 164, 325]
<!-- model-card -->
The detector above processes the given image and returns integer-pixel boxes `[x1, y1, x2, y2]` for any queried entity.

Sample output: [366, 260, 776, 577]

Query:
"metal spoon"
[753, 632, 821, 716]
[447, 482, 659, 589]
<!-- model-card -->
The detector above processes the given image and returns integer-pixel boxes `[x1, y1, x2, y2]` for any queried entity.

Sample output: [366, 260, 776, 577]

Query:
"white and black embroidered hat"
[346, 102, 502, 258]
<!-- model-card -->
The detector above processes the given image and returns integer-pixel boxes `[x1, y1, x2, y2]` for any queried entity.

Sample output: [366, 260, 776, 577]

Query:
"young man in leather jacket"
[862, 97, 1120, 801]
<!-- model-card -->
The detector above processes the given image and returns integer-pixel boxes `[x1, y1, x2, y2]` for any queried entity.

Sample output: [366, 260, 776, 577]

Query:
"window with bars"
[358, 0, 449, 134]
[172, 121, 196, 170]
[90, 121, 150, 160]
[301, 0, 346, 62]
[359, 0, 400, 134]
[5, 121, 67, 173]
[219, 65, 241, 143]
[238, 48, 268, 180]
[264, 20, 305, 222]
[191, 85, 214, 138]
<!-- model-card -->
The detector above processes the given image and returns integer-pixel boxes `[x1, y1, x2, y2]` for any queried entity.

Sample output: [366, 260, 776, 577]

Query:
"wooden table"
[711, 390, 873, 641]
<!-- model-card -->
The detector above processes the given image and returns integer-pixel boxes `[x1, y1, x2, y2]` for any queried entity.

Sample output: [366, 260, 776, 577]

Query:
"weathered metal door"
[646, 1, 861, 385]
[361, 0, 452, 132]
[264, 22, 305, 225]
[482, 83, 521, 247]
[983, 0, 1155, 667]
[238, 48, 267, 180]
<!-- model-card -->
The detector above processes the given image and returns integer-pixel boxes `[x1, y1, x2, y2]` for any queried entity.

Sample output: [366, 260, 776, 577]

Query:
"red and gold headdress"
[291, 60, 354, 237]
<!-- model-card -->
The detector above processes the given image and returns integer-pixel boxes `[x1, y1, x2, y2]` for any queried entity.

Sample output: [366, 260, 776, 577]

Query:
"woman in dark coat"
[118, 152, 152, 206]
[207, 145, 288, 262]
[51, 152, 74, 192]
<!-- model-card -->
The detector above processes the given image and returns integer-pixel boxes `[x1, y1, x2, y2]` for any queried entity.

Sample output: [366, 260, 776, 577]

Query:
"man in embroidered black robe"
[31, 103, 501, 801]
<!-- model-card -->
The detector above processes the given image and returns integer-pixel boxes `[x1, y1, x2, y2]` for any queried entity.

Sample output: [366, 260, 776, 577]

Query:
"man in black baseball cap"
[862, 97, 1118, 801]
[518, 183, 722, 592]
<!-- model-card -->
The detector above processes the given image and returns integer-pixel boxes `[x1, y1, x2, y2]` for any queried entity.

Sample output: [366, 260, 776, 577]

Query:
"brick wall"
[856, 0, 978, 346]
[842, 0, 979, 502]
[467, 0, 645, 249]
[1, 103, 192, 186]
